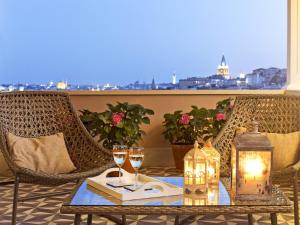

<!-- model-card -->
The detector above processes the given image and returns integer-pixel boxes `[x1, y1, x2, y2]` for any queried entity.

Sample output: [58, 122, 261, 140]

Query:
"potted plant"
[163, 98, 232, 170]
[80, 102, 154, 172]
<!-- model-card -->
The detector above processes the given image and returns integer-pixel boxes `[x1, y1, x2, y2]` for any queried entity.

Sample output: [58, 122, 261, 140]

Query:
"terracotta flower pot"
[172, 144, 194, 170]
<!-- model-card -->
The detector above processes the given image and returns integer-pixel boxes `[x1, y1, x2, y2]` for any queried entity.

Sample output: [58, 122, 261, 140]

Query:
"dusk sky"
[0, 0, 287, 85]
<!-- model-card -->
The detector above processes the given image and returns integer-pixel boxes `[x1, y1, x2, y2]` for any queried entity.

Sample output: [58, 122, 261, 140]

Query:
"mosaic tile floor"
[0, 167, 298, 225]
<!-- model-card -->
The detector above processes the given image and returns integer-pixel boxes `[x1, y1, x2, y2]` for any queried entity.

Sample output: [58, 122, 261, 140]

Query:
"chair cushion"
[7, 132, 76, 175]
[0, 150, 13, 177]
[263, 132, 300, 172]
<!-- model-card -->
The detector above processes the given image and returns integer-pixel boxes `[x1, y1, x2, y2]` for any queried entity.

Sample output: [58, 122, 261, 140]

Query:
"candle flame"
[244, 157, 265, 177]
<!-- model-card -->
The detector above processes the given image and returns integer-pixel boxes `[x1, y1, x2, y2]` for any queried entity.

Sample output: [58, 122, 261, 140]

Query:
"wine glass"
[129, 146, 145, 190]
[112, 145, 128, 186]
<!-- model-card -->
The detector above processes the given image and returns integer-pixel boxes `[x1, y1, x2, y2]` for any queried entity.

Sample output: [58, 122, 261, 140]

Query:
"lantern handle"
[194, 141, 199, 149]
[249, 120, 260, 133]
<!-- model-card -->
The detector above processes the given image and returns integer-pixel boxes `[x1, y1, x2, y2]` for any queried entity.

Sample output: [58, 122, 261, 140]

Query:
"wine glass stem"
[135, 170, 138, 189]
[119, 167, 121, 184]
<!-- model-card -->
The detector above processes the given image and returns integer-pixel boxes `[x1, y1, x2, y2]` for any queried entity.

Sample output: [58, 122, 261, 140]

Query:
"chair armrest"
[277, 160, 300, 175]
[17, 161, 116, 185]
[291, 160, 300, 171]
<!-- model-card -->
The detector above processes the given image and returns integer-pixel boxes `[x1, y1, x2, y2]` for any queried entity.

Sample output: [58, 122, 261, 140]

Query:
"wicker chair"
[0, 91, 114, 225]
[213, 95, 300, 225]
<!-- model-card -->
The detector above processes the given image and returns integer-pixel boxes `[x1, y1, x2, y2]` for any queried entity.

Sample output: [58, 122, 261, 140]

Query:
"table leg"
[174, 215, 194, 225]
[122, 215, 126, 225]
[74, 214, 81, 225]
[87, 214, 92, 225]
[174, 216, 179, 225]
[271, 213, 277, 225]
[248, 214, 253, 225]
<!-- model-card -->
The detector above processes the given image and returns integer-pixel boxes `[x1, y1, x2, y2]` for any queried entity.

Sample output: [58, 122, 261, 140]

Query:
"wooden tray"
[86, 168, 183, 201]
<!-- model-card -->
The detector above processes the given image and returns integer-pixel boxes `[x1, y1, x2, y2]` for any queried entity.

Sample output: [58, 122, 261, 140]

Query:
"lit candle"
[244, 156, 265, 180]
[208, 166, 215, 179]
[195, 163, 201, 184]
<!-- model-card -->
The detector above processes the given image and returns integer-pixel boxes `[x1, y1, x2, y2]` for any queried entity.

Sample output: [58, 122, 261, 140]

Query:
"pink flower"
[215, 113, 225, 121]
[118, 112, 125, 118]
[112, 113, 123, 126]
[179, 114, 190, 125]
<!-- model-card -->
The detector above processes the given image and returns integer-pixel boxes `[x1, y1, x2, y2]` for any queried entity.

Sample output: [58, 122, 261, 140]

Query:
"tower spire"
[217, 54, 230, 79]
[221, 54, 226, 66]
[172, 72, 176, 85]
[151, 77, 156, 90]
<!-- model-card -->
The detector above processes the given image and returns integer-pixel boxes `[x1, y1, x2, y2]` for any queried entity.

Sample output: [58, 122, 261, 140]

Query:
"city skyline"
[0, 55, 286, 88]
[0, 63, 287, 92]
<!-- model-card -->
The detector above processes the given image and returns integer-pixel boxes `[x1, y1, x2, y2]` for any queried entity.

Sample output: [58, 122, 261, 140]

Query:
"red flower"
[112, 113, 123, 126]
[179, 114, 190, 125]
[118, 112, 125, 118]
[215, 113, 225, 121]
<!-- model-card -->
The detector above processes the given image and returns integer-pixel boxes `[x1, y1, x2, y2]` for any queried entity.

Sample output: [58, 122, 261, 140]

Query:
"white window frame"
[287, 0, 300, 90]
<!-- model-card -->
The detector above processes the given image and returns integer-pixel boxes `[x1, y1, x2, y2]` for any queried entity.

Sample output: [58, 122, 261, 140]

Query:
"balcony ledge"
[66, 89, 286, 96]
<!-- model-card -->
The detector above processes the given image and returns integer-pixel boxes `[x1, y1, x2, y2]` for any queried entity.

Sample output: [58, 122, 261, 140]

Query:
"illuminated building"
[217, 55, 230, 79]
[56, 81, 67, 90]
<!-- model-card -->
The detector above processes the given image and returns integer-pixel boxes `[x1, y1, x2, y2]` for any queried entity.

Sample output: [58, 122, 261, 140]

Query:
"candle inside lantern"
[238, 151, 271, 196]
[208, 165, 215, 179]
[201, 139, 220, 184]
[195, 161, 205, 184]
[244, 156, 265, 179]
[184, 160, 193, 184]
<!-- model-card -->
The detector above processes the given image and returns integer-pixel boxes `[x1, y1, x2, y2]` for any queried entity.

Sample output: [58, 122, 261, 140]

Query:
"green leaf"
[146, 109, 155, 115]
[142, 117, 150, 124]
[103, 125, 111, 133]
[116, 121, 124, 128]
[98, 114, 108, 123]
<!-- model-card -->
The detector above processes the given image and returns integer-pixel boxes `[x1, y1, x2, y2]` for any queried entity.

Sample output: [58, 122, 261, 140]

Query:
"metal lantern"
[184, 141, 208, 194]
[231, 121, 273, 201]
[201, 139, 220, 185]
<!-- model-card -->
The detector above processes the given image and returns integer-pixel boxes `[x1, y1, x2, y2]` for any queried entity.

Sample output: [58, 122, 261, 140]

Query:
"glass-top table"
[60, 177, 292, 225]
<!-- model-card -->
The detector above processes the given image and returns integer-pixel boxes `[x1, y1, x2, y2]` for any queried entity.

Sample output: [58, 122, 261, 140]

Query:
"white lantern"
[201, 139, 220, 185]
[184, 141, 208, 194]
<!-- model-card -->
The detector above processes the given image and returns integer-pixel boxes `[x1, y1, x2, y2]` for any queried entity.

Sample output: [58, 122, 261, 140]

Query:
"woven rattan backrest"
[214, 95, 300, 177]
[0, 91, 109, 171]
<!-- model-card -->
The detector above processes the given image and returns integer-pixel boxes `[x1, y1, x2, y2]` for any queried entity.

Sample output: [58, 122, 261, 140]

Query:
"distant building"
[157, 83, 175, 90]
[102, 83, 118, 90]
[239, 73, 246, 79]
[178, 77, 208, 89]
[245, 68, 286, 88]
[246, 73, 264, 88]
[207, 75, 225, 88]
[172, 73, 176, 85]
[151, 77, 156, 90]
[8, 85, 15, 92]
[56, 81, 67, 89]
[217, 55, 230, 79]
